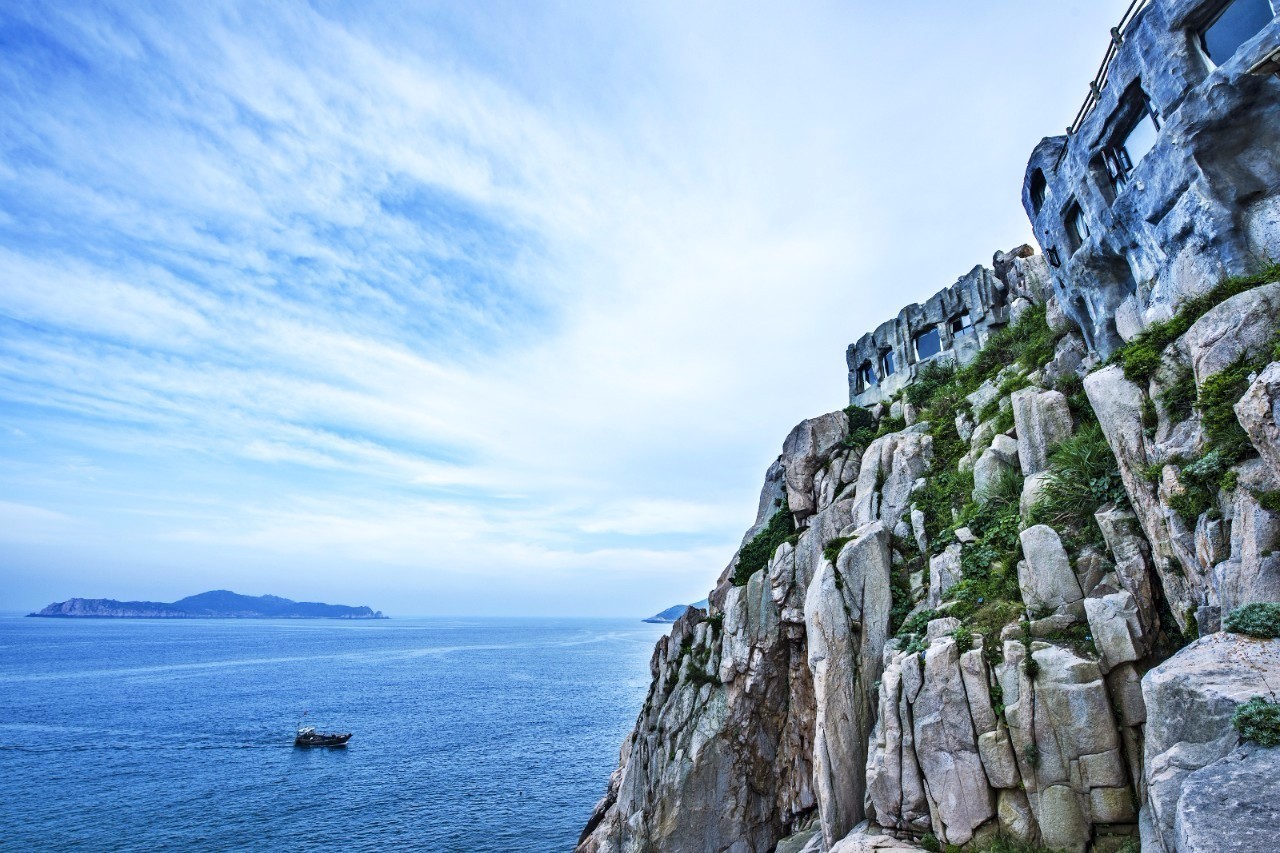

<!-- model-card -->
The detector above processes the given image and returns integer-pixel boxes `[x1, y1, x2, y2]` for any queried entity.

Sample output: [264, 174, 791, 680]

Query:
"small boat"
[294, 725, 352, 747]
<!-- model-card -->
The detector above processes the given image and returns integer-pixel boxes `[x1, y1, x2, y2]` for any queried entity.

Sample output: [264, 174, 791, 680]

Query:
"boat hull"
[294, 732, 352, 747]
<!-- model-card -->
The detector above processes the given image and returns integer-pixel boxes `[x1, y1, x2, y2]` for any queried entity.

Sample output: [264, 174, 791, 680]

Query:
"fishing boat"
[294, 725, 352, 747]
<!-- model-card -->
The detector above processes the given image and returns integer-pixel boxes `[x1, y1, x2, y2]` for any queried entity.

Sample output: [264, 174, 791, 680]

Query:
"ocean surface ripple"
[0, 616, 664, 851]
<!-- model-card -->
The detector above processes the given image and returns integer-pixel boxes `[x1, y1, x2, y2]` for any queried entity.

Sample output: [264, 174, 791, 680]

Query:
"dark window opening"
[1200, 0, 1277, 66]
[1065, 202, 1089, 255]
[1030, 169, 1048, 215]
[1099, 91, 1162, 192]
[950, 312, 974, 337]
[1046, 247, 1062, 268]
[914, 327, 942, 361]
[879, 349, 895, 378]
[857, 360, 877, 390]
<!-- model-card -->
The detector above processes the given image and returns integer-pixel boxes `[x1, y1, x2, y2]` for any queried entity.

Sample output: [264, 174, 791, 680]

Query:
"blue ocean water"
[0, 616, 666, 851]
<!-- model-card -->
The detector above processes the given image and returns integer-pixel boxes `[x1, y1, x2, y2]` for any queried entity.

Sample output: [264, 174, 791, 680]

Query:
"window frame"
[1198, 0, 1279, 67]
[1065, 201, 1090, 255]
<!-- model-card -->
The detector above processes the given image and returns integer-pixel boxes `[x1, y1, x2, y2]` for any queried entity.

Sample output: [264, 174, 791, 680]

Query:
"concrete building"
[1022, 0, 1280, 358]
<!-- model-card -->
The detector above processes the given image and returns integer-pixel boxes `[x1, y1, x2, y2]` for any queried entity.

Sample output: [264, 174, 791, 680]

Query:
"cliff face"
[580, 257, 1280, 853]
[581, 5, 1280, 851]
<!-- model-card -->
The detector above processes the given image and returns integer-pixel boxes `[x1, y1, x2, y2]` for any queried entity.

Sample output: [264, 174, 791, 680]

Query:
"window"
[1099, 91, 1162, 191]
[858, 361, 877, 390]
[950, 312, 974, 337]
[1200, 0, 1277, 66]
[1030, 169, 1049, 215]
[880, 349, 895, 377]
[1065, 202, 1089, 255]
[914, 327, 942, 361]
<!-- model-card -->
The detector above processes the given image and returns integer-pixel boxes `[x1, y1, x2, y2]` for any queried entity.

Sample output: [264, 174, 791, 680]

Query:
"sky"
[0, 0, 1133, 617]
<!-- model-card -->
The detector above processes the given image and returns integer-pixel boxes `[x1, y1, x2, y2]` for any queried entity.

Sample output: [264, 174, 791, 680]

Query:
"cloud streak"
[0, 1, 1133, 614]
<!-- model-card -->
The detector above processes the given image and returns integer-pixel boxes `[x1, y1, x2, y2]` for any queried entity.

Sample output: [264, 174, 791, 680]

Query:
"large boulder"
[1179, 283, 1280, 386]
[805, 522, 893, 847]
[1011, 387, 1073, 477]
[912, 639, 996, 845]
[1236, 361, 1280, 483]
[852, 429, 932, 528]
[1141, 633, 1280, 853]
[1018, 525, 1084, 615]
[782, 412, 850, 521]
[1174, 744, 1280, 853]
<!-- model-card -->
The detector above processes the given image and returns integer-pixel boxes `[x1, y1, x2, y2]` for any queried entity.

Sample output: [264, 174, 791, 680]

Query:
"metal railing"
[1066, 0, 1154, 137]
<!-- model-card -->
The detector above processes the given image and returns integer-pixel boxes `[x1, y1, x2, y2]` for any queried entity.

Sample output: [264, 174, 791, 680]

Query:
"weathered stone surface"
[1142, 633, 1280, 853]
[805, 522, 893, 847]
[852, 430, 932, 529]
[1214, 467, 1280, 613]
[1011, 387, 1073, 477]
[1018, 525, 1084, 614]
[912, 638, 995, 845]
[973, 446, 1016, 503]
[1237, 361, 1280, 481]
[1180, 283, 1280, 387]
[997, 789, 1037, 843]
[978, 729, 1020, 789]
[1174, 744, 1280, 853]
[1022, 1, 1280, 360]
[928, 544, 963, 608]
[1084, 591, 1145, 673]
[783, 412, 850, 521]
[828, 822, 923, 852]
[1086, 365, 1198, 631]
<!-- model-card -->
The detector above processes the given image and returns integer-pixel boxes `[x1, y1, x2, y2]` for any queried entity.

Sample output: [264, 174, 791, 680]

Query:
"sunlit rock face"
[581, 7, 1280, 852]
[1021, 0, 1280, 359]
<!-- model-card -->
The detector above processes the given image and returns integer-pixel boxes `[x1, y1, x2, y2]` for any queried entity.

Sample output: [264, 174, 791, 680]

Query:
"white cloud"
[0, 0, 1134, 614]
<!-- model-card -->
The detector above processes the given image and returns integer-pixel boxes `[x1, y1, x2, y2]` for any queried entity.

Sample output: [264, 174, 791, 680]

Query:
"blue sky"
[0, 1, 1130, 616]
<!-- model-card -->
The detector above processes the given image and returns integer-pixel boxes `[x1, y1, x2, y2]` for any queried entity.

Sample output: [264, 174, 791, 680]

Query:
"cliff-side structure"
[581, 3, 1280, 852]
[1023, 0, 1280, 359]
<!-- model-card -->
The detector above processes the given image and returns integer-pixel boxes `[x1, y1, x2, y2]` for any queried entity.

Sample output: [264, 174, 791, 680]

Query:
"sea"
[0, 616, 668, 851]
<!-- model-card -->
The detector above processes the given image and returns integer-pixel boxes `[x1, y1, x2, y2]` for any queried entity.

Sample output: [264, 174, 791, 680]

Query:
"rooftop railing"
[1066, 0, 1154, 138]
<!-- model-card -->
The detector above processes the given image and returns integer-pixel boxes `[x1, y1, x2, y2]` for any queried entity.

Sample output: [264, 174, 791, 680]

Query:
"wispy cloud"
[0, 1, 1132, 614]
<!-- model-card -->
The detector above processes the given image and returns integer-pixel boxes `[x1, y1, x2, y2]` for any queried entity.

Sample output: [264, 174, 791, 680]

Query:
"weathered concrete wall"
[846, 248, 1048, 408]
[1022, 0, 1280, 358]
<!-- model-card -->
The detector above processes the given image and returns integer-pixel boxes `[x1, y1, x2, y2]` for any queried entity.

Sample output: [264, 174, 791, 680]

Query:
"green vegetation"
[822, 536, 855, 564]
[1112, 260, 1280, 385]
[731, 498, 796, 586]
[1027, 423, 1128, 549]
[1222, 602, 1280, 638]
[1255, 490, 1280, 513]
[905, 360, 957, 409]
[950, 624, 974, 652]
[1158, 364, 1197, 424]
[966, 302, 1058, 386]
[843, 405, 877, 449]
[1232, 697, 1280, 747]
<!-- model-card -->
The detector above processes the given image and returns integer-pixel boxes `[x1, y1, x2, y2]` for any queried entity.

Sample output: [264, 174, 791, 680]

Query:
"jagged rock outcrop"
[1141, 633, 1280, 853]
[586, 12, 1280, 832]
[805, 524, 892, 846]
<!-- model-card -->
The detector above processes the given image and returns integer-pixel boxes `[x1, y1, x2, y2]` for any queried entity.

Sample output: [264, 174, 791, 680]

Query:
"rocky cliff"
[581, 5, 1280, 850]
[579, 253, 1280, 853]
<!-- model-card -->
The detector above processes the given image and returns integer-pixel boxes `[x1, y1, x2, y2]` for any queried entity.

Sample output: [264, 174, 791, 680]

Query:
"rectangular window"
[1201, 0, 1277, 66]
[1101, 90, 1162, 191]
[1065, 202, 1089, 255]
[858, 361, 877, 390]
[880, 349, 895, 377]
[950, 312, 974, 337]
[914, 328, 942, 361]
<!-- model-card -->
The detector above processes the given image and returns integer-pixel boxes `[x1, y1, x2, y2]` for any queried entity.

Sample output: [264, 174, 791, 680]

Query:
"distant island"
[643, 599, 708, 624]
[28, 589, 386, 619]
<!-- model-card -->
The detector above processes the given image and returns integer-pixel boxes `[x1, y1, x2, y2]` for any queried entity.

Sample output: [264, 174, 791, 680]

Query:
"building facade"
[1022, 0, 1280, 358]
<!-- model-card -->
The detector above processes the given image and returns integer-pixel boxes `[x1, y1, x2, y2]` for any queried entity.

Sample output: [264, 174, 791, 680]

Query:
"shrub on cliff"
[731, 497, 796, 586]
[1232, 696, 1280, 747]
[1028, 423, 1127, 546]
[1223, 602, 1280, 639]
[1113, 259, 1280, 384]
